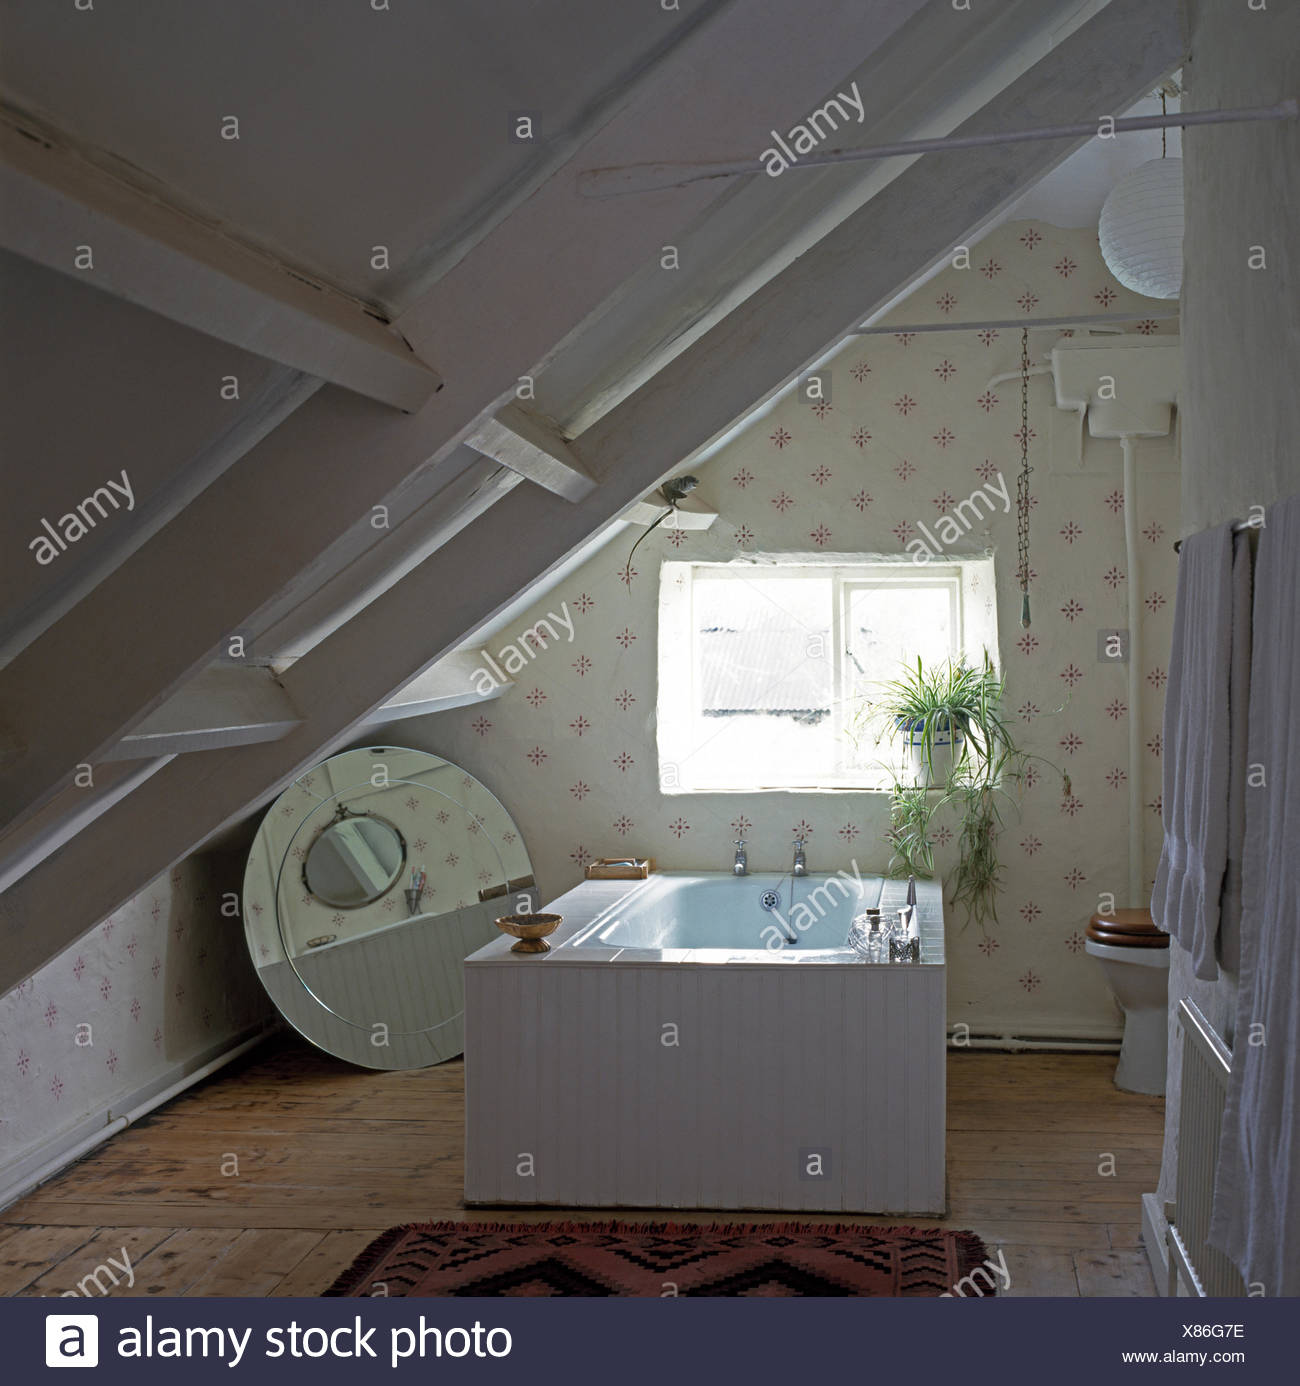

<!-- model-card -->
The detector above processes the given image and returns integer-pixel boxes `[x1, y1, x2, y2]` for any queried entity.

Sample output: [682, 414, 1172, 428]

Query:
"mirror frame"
[299, 806, 408, 909]
[242, 746, 536, 1069]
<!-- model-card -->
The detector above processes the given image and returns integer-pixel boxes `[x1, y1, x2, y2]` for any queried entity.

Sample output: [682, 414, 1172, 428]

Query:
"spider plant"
[939, 746, 1021, 928]
[885, 780, 936, 879]
[861, 652, 1069, 927]
[872, 653, 1011, 785]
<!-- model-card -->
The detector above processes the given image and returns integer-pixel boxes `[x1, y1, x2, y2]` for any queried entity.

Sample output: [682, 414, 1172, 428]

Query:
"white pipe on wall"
[984, 363, 1054, 392]
[1122, 436, 1144, 907]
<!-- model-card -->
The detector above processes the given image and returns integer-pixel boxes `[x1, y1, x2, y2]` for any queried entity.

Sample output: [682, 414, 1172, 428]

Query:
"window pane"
[847, 582, 953, 673]
[656, 559, 993, 792]
[686, 575, 835, 786]
[844, 582, 956, 777]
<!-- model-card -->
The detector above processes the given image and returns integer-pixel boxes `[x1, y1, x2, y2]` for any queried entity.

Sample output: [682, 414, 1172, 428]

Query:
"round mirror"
[302, 811, 406, 908]
[242, 746, 536, 1069]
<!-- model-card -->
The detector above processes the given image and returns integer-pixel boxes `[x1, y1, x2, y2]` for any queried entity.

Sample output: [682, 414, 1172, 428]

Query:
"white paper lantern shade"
[1098, 157, 1184, 300]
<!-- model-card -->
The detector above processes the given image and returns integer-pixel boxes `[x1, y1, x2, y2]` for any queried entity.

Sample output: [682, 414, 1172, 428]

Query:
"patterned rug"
[325, 1220, 991, 1297]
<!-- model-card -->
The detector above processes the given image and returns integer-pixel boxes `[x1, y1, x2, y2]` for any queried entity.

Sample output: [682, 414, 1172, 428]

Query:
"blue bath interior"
[564, 870, 887, 952]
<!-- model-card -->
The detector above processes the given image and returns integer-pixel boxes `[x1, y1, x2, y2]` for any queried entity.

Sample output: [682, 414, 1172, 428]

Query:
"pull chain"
[1017, 325, 1032, 628]
[1161, 90, 1167, 158]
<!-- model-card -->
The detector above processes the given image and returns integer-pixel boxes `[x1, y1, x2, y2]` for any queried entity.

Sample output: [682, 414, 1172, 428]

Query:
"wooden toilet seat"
[1086, 907, 1169, 949]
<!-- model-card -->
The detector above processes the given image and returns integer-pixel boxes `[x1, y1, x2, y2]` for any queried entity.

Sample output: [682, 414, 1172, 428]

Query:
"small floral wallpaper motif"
[419, 221, 1178, 1037]
[1, 856, 270, 1166]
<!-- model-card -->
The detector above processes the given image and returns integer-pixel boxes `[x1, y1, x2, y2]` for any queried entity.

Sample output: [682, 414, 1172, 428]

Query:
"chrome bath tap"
[792, 838, 807, 876]
[733, 839, 748, 875]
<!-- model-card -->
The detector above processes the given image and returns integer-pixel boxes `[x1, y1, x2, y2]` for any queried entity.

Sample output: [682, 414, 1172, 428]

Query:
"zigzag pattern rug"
[325, 1220, 991, 1297]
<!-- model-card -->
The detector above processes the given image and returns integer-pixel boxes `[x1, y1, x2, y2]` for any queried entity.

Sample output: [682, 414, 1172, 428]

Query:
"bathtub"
[464, 869, 946, 1213]
[563, 870, 886, 955]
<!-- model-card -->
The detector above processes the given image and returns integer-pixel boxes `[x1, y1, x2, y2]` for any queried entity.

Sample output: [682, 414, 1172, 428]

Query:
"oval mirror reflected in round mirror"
[242, 747, 536, 1069]
[302, 811, 406, 908]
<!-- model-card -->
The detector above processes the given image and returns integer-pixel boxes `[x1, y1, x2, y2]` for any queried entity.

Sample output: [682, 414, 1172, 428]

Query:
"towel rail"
[1173, 520, 1259, 553]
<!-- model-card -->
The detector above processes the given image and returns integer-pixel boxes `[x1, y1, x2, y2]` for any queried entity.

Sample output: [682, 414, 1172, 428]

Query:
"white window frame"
[658, 556, 997, 793]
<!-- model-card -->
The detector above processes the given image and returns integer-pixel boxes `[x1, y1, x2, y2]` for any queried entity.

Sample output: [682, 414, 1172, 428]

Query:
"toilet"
[1085, 908, 1169, 1095]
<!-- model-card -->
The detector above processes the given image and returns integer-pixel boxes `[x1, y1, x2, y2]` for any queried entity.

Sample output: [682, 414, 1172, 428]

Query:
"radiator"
[1166, 999, 1245, 1297]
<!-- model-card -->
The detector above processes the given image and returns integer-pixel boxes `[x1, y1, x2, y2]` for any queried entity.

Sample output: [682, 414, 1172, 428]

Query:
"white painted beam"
[0, 0, 1185, 995]
[0, 757, 173, 896]
[104, 665, 302, 761]
[0, 107, 440, 411]
[252, 455, 522, 664]
[364, 651, 513, 725]
[464, 404, 595, 501]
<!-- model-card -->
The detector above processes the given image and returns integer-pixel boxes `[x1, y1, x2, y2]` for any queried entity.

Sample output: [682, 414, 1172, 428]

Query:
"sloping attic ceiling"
[0, 0, 1186, 991]
[0, 0, 730, 311]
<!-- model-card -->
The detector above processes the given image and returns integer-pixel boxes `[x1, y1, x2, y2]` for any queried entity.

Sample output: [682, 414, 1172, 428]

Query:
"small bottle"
[890, 909, 914, 963]
[892, 907, 919, 963]
[879, 913, 896, 963]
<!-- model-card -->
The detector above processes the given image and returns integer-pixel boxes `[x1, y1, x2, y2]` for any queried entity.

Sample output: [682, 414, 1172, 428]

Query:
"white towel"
[1151, 522, 1244, 980]
[1218, 531, 1254, 976]
[1210, 493, 1300, 1296]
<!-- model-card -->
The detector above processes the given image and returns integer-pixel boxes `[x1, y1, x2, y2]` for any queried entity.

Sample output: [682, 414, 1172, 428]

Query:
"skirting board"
[948, 1015, 1123, 1048]
[0, 1019, 279, 1214]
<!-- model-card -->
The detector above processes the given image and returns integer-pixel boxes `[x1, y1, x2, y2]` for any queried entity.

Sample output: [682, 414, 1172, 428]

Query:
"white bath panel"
[464, 874, 947, 1215]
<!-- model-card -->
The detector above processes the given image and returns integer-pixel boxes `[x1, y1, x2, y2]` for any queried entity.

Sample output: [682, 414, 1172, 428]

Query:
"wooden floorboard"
[17, 1227, 174, 1298]
[1073, 1247, 1159, 1297]
[0, 1225, 98, 1296]
[3, 1036, 1162, 1297]
[113, 1229, 247, 1298]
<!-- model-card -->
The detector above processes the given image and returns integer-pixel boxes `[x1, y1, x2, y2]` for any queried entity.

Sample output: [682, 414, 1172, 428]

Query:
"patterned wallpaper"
[0, 854, 271, 1174]
[420, 220, 1181, 1037]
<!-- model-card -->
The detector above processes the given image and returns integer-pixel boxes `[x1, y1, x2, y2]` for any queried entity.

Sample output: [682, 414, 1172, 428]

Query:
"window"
[658, 557, 998, 792]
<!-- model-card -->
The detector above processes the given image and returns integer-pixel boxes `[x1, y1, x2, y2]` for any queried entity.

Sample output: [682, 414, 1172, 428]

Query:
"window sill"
[662, 783, 897, 796]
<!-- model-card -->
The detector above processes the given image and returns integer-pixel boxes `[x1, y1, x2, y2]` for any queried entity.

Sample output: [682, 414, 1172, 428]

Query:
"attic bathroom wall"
[0, 855, 271, 1188]
[399, 219, 1180, 1039]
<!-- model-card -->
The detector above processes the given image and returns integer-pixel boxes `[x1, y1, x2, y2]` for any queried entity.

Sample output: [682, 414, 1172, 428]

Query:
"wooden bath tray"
[585, 857, 654, 880]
